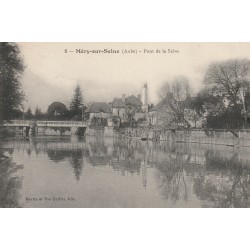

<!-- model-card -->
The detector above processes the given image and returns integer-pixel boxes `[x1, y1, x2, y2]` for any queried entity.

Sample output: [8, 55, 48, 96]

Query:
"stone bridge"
[3, 120, 88, 136]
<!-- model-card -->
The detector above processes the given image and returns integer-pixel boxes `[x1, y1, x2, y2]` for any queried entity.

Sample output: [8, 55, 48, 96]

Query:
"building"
[84, 102, 112, 119]
[149, 93, 177, 129]
[110, 94, 142, 118]
[149, 93, 203, 129]
[125, 95, 142, 108]
[110, 95, 127, 118]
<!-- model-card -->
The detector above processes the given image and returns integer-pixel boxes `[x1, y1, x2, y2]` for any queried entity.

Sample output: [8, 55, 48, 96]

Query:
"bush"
[89, 117, 108, 129]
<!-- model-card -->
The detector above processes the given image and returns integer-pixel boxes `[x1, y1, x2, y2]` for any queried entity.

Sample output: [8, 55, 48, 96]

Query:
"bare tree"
[159, 76, 190, 101]
[158, 81, 171, 100]
[204, 58, 250, 112]
[156, 76, 193, 129]
[171, 76, 190, 102]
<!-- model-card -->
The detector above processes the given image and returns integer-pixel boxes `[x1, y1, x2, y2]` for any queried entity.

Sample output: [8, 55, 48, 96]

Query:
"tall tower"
[142, 83, 148, 113]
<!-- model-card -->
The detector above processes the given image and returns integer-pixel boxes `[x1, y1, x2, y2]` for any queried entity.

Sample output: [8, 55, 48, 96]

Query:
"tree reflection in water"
[110, 139, 143, 175]
[193, 150, 250, 208]
[69, 150, 84, 182]
[47, 149, 84, 182]
[152, 142, 250, 207]
[3, 137, 250, 207]
[153, 143, 190, 203]
[0, 144, 23, 208]
[35, 138, 250, 207]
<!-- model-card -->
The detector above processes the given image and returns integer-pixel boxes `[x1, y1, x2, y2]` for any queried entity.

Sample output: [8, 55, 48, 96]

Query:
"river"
[1, 135, 250, 208]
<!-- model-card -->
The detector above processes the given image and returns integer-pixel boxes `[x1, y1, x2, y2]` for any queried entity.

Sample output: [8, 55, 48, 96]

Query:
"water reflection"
[0, 143, 24, 208]
[194, 150, 250, 208]
[2, 136, 250, 207]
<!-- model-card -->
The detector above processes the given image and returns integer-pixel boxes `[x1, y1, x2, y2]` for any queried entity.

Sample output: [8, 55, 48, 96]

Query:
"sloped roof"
[111, 98, 126, 108]
[85, 102, 112, 113]
[149, 93, 196, 112]
[125, 95, 142, 106]
[149, 97, 170, 112]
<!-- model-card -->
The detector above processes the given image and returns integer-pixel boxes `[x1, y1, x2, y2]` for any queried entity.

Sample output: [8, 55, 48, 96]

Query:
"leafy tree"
[34, 106, 44, 120]
[191, 90, 225, 128]
[90, 117, 107, 129]
[0, 43, 25, 121]
[70, 84, 84, 117]
[47, 102, 67, 120]
[126, 104, 141, 127]
[112, 116, 120, 127]
[25, 108, 33, 120]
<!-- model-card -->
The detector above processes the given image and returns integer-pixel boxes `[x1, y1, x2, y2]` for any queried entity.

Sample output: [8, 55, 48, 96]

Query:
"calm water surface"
[1, 136, 250, 208]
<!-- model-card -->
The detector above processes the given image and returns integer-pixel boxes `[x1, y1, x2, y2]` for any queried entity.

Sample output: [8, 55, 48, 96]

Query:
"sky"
[18, 42, 250, 112]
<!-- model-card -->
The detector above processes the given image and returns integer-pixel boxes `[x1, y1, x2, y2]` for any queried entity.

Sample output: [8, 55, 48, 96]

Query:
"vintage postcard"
[1, 42, 250, 208]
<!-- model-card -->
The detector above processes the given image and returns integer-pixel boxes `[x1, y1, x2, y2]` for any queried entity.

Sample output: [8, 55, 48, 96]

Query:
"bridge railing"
[4, 120, 88, 127]
[4, 120, 30, 126]
[37, 121, 87, 126]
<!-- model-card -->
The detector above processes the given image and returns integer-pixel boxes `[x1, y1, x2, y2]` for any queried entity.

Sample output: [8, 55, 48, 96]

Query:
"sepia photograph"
[2, 1, 250, 250]
[1, 42, 250, 208]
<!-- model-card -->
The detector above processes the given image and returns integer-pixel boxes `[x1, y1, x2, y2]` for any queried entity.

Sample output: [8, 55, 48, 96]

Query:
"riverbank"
[4, 125, 250, 147]
[122, 128, 250, 147]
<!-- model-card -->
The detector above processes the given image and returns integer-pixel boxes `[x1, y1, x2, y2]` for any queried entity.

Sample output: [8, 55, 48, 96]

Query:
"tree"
[0, 43, 25, 121]
[47, 102, 67, 120]
[34, 106, 44, 120]
[171, 76, 190, 102]
[90, 117, 107, 129]
[159, 76, 190, 102]
[202, 58, 250, 128]
[70, 84, 84, 118]
[126, 103, 141, 127]
[25, 108, 33, 120]
[158, 81, 171, 101]
[157, 76, 193, 129]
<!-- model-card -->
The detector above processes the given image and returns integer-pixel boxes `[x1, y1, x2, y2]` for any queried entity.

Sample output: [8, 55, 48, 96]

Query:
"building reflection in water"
[2, 137, 250, 207]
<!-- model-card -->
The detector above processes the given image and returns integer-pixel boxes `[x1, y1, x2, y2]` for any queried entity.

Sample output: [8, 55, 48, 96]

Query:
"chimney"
[122, 94, 126, 103]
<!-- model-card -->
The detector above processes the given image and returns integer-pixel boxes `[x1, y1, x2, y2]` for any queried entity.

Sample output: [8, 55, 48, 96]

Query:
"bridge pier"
[29, 124, 36, 136]
[25, 126, 30, 137]
[104, 126, 114, 137]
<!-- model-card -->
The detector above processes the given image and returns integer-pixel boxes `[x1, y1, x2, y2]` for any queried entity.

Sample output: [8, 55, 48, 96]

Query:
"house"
[125, 95, 142, 108]
[110, 94, 143, 118]
[149, 92, 203, 129]
[84, 102, 112, 119]
[110, 95, 127, 118]
[149, 93, 177, 129]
